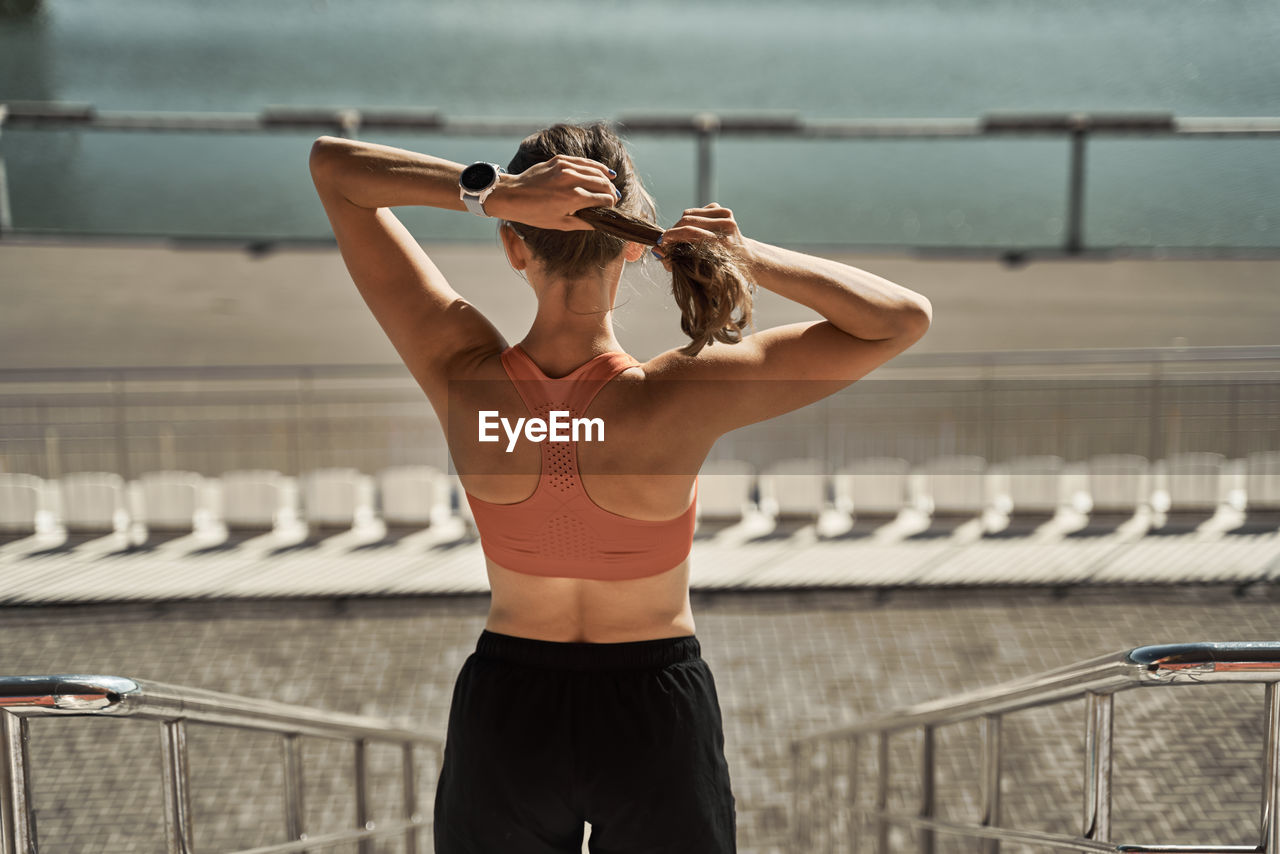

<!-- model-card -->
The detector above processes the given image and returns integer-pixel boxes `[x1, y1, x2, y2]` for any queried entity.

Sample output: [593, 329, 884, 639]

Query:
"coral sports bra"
[464, 344, 698, 581]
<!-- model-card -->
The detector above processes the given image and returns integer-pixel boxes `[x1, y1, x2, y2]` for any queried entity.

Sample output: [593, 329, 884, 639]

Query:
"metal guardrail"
[1, 343, 1278, 381]
[789, 642, 1280, 853]
[2, 102, 1279, 255]
[0, 674, 443, 854]
[2, 344, 1277, 481]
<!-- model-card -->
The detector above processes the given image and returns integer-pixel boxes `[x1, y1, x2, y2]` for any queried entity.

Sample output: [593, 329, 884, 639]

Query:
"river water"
[1, 0, 1277, 248]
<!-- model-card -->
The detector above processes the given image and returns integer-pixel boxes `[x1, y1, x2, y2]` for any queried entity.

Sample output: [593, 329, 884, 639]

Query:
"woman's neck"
[522, 274, 626, 368]
[518, 326, 626, 373]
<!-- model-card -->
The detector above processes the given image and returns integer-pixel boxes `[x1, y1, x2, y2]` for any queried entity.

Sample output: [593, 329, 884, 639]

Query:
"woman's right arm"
[739, 238, 932, 344]
[651, 204, 932, 440]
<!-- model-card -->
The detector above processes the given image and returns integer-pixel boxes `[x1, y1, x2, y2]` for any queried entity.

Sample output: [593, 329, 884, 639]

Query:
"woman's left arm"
[307, 136, 618, 406]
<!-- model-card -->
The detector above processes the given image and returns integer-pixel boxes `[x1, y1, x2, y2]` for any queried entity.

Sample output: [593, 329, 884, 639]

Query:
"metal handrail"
[0, 674, 444, 854]
[789, 642, 1280, 854]
[2, 342, 1275, 480]
[2, 103, 1279, 255]
[1, 343, 1276, 383]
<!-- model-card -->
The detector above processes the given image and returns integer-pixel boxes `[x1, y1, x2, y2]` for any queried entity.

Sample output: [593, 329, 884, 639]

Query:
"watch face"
[460, 162, 497, 192]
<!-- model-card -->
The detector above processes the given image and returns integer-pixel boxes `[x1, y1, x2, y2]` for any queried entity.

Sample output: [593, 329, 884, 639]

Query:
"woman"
[309, 122, 931, 854]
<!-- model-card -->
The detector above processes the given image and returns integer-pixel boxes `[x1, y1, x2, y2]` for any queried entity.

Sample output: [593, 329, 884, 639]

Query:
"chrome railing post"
[1262, 683, 1280, 853]
[112, 372, 131, 481]
[0, 157, 11, 237]
[694, 112, 719, 206]
[354, 738, 372, 854]
[1065, 120, 1089, 254]
[296, 367, 314, 477]
[0, 713, 35, 854]
[1082, 691, 1113, 842]
[817, 739, 833, 853]
[1148, 359, 1164, 462]
[875, 732, 890, 854]
[846, 736, 860, 854]
[402, 743, 419, 854]
[830, 739, 844, 853]
[920, 725, 936, 854]
[282, 733, 306, 850]
[159, 719, 194, 854]
[979, 714, 1002, 854]
[789, 741, 811, 853]
[0, 104, 10, 236]
[789, 741, 800, 852]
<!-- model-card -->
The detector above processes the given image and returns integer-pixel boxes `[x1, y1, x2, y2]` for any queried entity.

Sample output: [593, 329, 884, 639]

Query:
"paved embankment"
[2, 239, 1278, 369]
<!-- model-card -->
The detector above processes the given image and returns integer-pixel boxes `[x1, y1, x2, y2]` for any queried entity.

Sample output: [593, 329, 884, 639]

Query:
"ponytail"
[573, 206, 755, 357]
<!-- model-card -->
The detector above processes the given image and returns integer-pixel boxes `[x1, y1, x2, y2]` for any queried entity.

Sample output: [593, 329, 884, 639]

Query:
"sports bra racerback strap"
[500, 343, 640, 496]
[501, 344, 639, 418]
[466, 343, 697, 581]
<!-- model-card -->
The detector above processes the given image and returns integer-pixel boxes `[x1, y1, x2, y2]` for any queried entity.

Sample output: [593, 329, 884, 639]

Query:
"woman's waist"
[484, 557, 694, 643]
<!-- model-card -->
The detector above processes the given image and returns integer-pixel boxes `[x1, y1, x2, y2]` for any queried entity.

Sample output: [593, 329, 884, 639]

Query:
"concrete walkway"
[2, 238, 1277, 369]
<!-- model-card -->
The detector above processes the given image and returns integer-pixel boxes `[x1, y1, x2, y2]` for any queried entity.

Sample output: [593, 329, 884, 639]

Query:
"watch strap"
[460, 163, 505, 217]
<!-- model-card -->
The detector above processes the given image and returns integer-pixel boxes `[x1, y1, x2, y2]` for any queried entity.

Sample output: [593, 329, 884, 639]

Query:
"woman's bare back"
[449, 347, 703, 642]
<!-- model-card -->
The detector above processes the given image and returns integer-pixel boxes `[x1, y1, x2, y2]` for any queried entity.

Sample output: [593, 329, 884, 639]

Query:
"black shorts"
[433, 629, 737, 853]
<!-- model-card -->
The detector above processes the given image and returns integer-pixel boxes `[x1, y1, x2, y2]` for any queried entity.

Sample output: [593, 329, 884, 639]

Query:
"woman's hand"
[652, 203, 751, 271]
[484, 154, 620, 231]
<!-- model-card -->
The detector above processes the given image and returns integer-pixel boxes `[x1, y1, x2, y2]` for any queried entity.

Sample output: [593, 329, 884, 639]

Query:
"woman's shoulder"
[631, 340, 753, 382]
[443, 343, 514, 383]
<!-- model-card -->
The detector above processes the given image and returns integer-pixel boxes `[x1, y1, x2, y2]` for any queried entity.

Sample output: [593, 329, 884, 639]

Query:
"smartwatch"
[459, 161, 506, 216]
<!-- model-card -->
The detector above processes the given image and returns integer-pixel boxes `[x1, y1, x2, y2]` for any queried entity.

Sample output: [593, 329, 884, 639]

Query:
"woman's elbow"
[900, 295, 932, 342]
[309, 136, 351, 176]
[917, 295, 933, 329]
